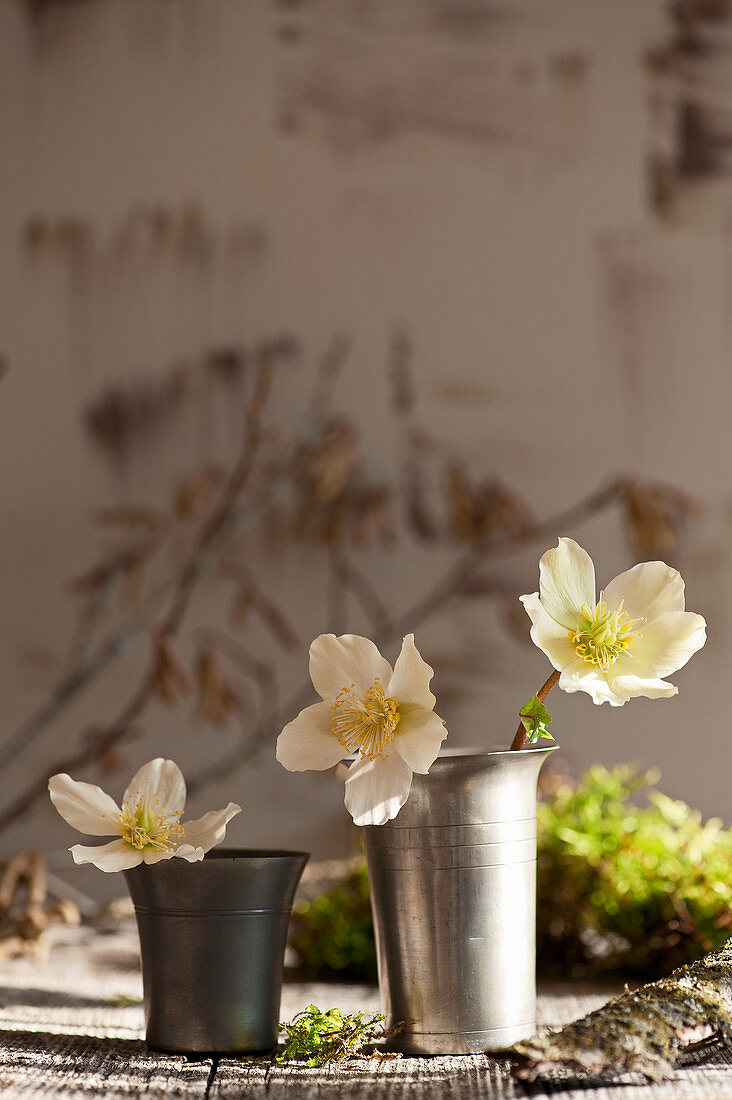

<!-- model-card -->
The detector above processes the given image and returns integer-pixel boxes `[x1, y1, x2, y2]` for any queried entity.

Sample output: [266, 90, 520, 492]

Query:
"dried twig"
[0, 851, 80, 960]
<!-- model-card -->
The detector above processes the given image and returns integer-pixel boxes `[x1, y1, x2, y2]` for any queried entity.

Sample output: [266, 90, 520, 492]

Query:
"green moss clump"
[278, 1005, 386, 1066]
[537, 765, 732, 977]
[289, 860, 377, 982]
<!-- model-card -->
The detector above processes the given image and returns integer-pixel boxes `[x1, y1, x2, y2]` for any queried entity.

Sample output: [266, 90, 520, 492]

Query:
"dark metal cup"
[124, 848, 308, 1053]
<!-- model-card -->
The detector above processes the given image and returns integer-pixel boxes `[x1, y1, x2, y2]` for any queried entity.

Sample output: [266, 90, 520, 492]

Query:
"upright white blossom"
[520, 537, 706, 707]
[276, 633, 447, 826]
[48, 758, 241, 872]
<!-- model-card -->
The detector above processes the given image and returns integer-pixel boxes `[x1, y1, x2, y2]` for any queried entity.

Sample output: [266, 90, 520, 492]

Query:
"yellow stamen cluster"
[331, 678, 401, 760]
[118, 795, 185, 852]
[569, 594, 645, 672]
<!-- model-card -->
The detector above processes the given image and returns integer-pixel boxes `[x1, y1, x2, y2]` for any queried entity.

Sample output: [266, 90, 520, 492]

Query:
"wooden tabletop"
[1, 922, 732, 1099]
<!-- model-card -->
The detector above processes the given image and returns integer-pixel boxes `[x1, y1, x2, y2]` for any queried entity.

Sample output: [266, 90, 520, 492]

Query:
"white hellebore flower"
[48, 758, 242, 873]
[520, 537, 706, 707]
[276, 633, 447, 826]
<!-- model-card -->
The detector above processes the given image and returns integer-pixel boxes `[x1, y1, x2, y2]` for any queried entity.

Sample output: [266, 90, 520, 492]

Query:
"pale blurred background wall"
[1, 0, 731, 897]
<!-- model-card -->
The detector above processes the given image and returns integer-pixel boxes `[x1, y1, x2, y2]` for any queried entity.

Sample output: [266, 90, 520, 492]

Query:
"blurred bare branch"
[0, 326, 701, 837]
[0, 355, 281, 825]
[150, 627, 192, 703]
[196, 649, 242, 726]
[446, 466, 535, 545]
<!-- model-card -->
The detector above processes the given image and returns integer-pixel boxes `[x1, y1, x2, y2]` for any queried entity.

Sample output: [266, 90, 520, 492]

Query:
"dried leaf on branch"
[150, 627, 192, 703]
[97, 743, 128, 777]
[68, 542, 155, 597]
[618, 478, 701, 559]
[446, 467, 535, 545]
[291, 417, 393, 546]
[83, 367, 189, 460]
[230, 582, 299, 650]
[197, 650, 242, 726]
[345, 485, 393, 545]
[294, 419, 359, 506]
[174, 466, 225, 521]
[205, 347, 246, 382]
[510, 940, 732, 1084]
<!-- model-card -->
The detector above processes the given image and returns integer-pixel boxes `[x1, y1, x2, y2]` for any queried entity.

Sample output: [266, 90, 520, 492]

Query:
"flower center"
[118, 797, 185, 851]
[569, 594, 645, 672]
[331, 678, 401, 761]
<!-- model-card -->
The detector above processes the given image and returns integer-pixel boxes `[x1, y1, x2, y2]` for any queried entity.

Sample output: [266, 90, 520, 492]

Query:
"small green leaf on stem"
[519, 696, 554, 744]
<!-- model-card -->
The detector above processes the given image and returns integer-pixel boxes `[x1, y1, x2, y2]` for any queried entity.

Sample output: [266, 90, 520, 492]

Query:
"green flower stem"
[510, 669, 560, 751]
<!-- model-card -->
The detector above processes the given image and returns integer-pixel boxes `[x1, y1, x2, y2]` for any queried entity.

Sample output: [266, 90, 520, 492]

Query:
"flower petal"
[276, 701, 346, 771]
[309, 634, 393, 703]
[604, 672, 678, 703]
[624, 610, 707, 678]
[123, 758, 186, 816]
[603, 561, 687, 622]
[174, 845, 206, 863]
[70, 839, 143, 872]
[48, 774, 122, 837]
[537, 538, 596, 631]
[344, 753, 413, 826]
[141, 847, 178, 865]
[181, 802, 242, 853]
[558, 658, 629, 706]
[520, 592, 581, 672]
[387, 634, 436, 710]
[394, 706, 447, 773]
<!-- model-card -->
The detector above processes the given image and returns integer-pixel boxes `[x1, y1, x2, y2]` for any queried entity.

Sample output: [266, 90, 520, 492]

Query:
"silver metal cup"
[124, 847, 308, 1053]
[363, 746, 556, 1055]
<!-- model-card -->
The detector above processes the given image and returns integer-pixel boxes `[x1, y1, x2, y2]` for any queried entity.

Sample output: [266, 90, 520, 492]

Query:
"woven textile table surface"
[1, 923, 731, 1099]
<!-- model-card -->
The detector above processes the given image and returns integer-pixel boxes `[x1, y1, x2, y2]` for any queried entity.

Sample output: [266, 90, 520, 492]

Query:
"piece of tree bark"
[511, 941, 732, 1083]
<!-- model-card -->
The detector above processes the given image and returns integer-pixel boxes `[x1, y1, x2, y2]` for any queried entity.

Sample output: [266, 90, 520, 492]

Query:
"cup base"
[386, 1020, 536, 1056]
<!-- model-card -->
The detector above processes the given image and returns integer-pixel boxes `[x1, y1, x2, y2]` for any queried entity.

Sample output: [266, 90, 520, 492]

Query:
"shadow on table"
[215, 1050, 515, 1098]
[0, 1028, 212, 1095]
[89, 947, 142, 973]
[0, 986, 126, 1011]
